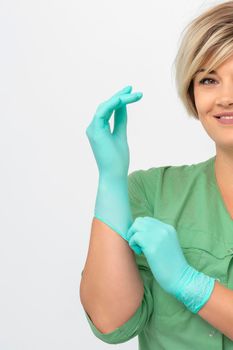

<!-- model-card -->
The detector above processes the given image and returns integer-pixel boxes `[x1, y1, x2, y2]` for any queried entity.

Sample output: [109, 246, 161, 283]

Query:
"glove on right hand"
[86, 85, 143, 239]
[86, 85, 142, 179]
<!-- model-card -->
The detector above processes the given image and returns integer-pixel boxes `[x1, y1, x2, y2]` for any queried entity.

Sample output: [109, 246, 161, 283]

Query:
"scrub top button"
[209, 329, 216, 337]
[227, 248, 233, 254]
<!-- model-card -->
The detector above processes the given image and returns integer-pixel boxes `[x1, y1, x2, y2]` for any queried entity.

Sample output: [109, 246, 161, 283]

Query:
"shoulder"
[128, 157, 213, 192]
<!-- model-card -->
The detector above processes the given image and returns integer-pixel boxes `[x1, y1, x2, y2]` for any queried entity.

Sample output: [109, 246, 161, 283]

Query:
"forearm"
[79, 217, 144, 334]
[81, 86, 144, 333]
[198, 281, 233, 341]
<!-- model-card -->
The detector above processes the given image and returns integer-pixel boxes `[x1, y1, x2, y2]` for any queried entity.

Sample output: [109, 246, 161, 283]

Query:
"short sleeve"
[82, 170, 155, 344]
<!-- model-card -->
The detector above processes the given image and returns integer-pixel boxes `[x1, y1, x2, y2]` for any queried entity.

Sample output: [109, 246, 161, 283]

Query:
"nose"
[216, 98, 233, 108]
[215, 85, 233, 107]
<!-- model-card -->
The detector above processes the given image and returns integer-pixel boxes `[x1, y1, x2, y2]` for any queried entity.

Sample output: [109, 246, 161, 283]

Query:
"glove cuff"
[94, 177, 133, 240]
[174, 265, 216, 314]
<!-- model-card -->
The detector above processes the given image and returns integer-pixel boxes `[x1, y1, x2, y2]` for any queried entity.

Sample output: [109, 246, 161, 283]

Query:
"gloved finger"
[129, 243, 142, 255]
[125, 224, 137, 242]
[125, 217, 146, 241]
[110, 85, 132, 98]
[128, 232, 144, 253]
[108, 87, 131, 138]
[112, 104, 127, 138]
[110, 86, 134, 137]
[94, 93, 143, 127]
[118, 92, 143, 105]
[125, 218, 143, 241]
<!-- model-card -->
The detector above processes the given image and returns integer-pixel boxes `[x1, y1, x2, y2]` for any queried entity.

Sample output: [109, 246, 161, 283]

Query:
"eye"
[199, 78, 217, 85]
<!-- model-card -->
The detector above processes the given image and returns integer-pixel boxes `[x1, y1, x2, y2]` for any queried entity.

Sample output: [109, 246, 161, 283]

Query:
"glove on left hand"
[126, 216, 216, 314]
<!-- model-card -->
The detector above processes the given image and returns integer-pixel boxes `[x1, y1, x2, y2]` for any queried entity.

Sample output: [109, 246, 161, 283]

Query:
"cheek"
[194, 89, 213, 114]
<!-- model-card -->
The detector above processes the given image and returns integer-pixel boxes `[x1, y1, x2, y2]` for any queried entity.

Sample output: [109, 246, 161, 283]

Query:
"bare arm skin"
[81, 86, 144, 334]
[79, 217, 144, 334]
[198, 281, 233, 341]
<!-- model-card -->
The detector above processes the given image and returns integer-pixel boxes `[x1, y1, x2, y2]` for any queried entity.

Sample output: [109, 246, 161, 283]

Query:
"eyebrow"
[196, 68, 216, 74]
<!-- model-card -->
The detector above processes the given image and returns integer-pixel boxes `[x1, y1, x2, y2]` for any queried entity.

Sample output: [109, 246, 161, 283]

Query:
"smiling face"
[193, 54, 233, 154]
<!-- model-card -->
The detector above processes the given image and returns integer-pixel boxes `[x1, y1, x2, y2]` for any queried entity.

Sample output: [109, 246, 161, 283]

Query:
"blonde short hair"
[174, 1, 233, 119]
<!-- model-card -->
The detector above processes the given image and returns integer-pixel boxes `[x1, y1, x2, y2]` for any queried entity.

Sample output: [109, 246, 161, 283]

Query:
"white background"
[0, 0, 223, 349]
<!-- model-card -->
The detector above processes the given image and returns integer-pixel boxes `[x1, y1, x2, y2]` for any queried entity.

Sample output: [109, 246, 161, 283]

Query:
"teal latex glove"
[86, 85, 143, 240]
[126, 216, 216, 314]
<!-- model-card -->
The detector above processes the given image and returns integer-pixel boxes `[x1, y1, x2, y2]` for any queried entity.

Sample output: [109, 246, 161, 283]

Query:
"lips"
[214, 112, 233, 118]
[214, 116, 233, 119]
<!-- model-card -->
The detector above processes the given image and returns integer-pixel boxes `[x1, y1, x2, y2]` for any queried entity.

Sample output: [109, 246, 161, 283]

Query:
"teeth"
[219, 116, 233, 119]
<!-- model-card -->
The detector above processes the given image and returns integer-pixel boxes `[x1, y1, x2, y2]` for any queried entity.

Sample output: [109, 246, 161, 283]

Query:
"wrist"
[98, 173, 128, 185]
[94, 173, 133, 241]
[172, 265, 216, 314]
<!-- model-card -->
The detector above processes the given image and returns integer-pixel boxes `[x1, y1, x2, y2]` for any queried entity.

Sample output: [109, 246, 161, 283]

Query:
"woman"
[80, 1, 233, 348]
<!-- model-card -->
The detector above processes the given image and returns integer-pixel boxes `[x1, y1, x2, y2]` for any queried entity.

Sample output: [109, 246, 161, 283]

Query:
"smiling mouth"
[214, 116, 233, 119]
[213, 116, 233, 125]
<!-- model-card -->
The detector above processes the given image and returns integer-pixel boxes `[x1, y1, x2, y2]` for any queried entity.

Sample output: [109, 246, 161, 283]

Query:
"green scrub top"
[83, 155, 233, 349]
